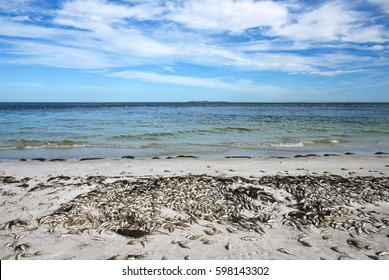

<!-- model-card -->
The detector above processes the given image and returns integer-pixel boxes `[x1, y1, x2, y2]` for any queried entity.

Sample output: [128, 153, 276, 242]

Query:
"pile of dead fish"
[258, 175, 389, 233]
[25, 174, 389, 237]
[37, 175, 278, 236]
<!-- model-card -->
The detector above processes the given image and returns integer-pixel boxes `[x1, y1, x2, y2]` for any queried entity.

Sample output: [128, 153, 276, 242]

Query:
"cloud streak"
[109, 70, 287, 94]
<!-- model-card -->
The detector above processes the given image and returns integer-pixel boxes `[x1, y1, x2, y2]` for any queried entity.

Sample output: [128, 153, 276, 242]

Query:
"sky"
[0, 0, 389, 102]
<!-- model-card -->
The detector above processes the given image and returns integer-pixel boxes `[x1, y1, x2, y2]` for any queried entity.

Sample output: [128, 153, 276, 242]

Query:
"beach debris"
[178, 241, 191, 249]
[331, 246, 346, 254]
[15, 253, 22, 260]
[186, 234, 201, 240]
[277, 248, 294, 255]
[14, 243, 30, 252]
[29, 173, 389, 260]
[322, 235, 333, 240]
[121, 156, 135, 159]
[116, 229, 150, 238]
[241, 236, 257, 241]
[338, 254, 352, 260]
[298, 239, 312, 247]
[347, 239, 370, 250]
[125, 253, 145, 260]
[202, 239, 216, 245]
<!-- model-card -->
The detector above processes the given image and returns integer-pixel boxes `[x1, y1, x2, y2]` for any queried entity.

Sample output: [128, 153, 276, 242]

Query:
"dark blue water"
[0, 102, 388, 159]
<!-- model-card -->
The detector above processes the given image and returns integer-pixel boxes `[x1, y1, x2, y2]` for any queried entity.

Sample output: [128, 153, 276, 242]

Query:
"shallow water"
[0, 102, 388, 159]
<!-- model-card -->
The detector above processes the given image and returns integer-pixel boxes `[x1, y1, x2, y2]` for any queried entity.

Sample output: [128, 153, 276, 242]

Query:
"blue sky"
[0, 0, 389, 102]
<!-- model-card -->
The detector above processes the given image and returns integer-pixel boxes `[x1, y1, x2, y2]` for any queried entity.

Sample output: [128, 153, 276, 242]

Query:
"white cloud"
[0, 0, 388, 78]
[3, 40, 117, 69]
[54, 0, 174, 58]
[368, 0, 389, 14]
[56, 0, 162, 22]
[165, 0, 289, 34]
[110, 70, 241, 90]
[309, 69, 368, 76]
[271, 1, 386, 43]
[0, 16, 83, 39]
[163, 66, 175, 73]
[0, 0, 36, 13]
[109, 70, 286, 94]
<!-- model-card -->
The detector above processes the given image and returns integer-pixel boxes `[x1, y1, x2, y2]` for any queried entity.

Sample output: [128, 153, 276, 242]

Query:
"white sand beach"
[1, 154, 388, 260]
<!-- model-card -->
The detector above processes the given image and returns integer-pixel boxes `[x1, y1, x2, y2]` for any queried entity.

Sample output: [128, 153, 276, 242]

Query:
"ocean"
[0, 102, 388, 159]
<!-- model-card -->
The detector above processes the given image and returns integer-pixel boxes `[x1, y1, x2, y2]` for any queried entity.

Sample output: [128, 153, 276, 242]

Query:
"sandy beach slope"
[0, 155, 388, 260]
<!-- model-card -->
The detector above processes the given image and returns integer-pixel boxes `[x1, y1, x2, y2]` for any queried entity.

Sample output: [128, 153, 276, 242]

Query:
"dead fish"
[15, 234, 26, 240]
[59, 233, 73, 238]
[298, 239, 312, 247]
[226, 227, 237, 234]
[277, 248, 294, 255]
[202, 239, 216, 245]
[178, 241, 191, 249]
[186, 234, 202, 240]
[367, 255, 380, 260]
[331, 246, 345, 254]
[241, 236, 256, 241]
[338, 254, 352, 260]
[204, 229, 215, 235]
[116, 229, 150, 238]
[376, 251, 389, 257]
[168, 226, 175, 233]
[347, 239, 368, 250]
[322, 235, 333, 240]
[127, 240, 141, 245]
[4, 241, 17, 248]
[14, 243, 30, 252]
[91, 236, 104, 241]
[125, 254, 145, 260]
[174, 221, 190, 228]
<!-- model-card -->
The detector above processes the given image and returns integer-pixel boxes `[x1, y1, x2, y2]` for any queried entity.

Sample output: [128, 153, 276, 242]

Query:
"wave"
[2, 139, 88, 150]
[109, 127, 257, 141]
[359, 130, 389, 135]
[270, 142, 305, 148]
[111, 132, 175, 141]
[311, 139, 348, 144]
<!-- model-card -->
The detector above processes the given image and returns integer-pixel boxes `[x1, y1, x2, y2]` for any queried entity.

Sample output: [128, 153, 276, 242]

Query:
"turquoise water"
[0, 103, 388, 159]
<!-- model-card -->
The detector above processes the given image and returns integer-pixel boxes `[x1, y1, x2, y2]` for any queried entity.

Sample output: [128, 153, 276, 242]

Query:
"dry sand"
[0, 154, 388, 260]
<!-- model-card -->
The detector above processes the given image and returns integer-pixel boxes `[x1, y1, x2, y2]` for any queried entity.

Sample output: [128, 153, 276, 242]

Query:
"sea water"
[0, 102, 388, 159]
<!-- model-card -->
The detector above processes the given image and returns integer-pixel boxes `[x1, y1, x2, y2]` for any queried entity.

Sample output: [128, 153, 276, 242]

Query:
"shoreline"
[1, 143, 388, 161]
[1, 154, 388, 178]
[1, 155, 388, 260]
[0, 149, 388, 161]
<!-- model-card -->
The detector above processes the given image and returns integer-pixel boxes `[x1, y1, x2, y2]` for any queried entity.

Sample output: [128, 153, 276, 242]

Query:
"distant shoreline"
[1, 101, 389, 104]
